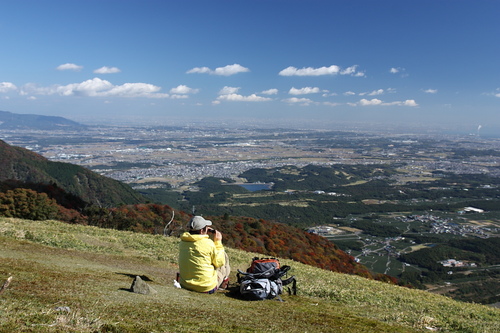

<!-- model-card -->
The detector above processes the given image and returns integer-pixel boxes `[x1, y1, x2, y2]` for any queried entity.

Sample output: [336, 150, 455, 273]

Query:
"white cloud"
[187, 64, 250, 76]
[217, 93, 272, 102]
[323, 102, 341, 107]
[289, 87, 320, 95]
[215, 64, 250, 76]
[340, 65, 357, 75]
[368, 89, 384, 96]
[56, 78, 114, 96]
[343, 91, 356, 96]
[56, 63, 83, 71]
[279, 65, 339, 76]
[403, 99, 418, 107]
[282, 97, 314, 105]
[186, 66, 212, 74]
[279, 65, 364, 77]
[105, 82, 168, 98]
[170, 94, 189, 99]
[424, 89, 438, 94]
[20, 78, 169, 98]
[0, 82, 17, 93]
[359, 98, 383, 106]
[261, 88, 278, 95]
[355, 98, 418, 107]
[485, 88, 500, 98]
[170, 85, 199, 94]
[94, 66, 121, 74]
[389, 67, 408, 77]
[219, 86, 240, 95]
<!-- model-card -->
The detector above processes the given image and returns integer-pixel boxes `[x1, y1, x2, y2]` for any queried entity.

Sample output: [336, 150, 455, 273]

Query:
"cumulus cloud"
[282, 97, 314, 105]
[187, 64, 250, 76]
[169, 85, 199, 94]
[219, 86, 240, 95]
[354, 98, 418, 107]
[216, 86, 271, 102]
[402, 100, 418, 107]
[107, 82, 169, 98]
[56, 63, 83, 71]
[0, 82, 17, 93]
[186, 66, 212, 74]
[340, 66, 357, 75]
[424, 89, 438, 94]
[343, 91, 356, 96]
[94, 66, 121, 74]
[390, 67, 400, 74]
[56, 78, 114, 96]
[289, 87, 320, 95]
[217, 93, 272, 102]
[495, 88, 500, 98]
[261, 88, 278, 95]
[279, 64, 364, 77]
[279, 65, 339, 76]
[368, 89, 384, 96]
[359, 98, 383, 106]
[20, 78, 169, 98]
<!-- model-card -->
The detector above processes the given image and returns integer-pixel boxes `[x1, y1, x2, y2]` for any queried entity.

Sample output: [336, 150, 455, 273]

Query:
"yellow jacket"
[178, 232, 226, 292]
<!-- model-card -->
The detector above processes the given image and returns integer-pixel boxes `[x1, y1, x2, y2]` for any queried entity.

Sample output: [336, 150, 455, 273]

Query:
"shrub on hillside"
[0, 188, 59, 220]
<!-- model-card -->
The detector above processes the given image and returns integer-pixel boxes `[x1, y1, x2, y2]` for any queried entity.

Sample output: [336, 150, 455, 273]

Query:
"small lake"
[238, 183, 273, 191]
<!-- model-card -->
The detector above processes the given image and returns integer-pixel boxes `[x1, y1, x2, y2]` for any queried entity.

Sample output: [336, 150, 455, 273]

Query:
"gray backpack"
[237, 257, 296, 301]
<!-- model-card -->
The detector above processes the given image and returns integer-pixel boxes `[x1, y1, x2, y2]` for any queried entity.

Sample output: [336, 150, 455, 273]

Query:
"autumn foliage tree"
[0, 188, 59, 220]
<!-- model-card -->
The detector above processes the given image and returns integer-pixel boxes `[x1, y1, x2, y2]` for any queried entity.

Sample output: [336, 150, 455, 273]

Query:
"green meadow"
[1, 217, 499, 332]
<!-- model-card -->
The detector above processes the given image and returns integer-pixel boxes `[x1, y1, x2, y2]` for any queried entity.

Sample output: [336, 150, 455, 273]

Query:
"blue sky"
[1, 0, 499, 132]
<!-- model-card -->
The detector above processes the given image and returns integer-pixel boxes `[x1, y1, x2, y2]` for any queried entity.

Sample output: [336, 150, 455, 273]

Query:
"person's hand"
[214, 230, 222, 242]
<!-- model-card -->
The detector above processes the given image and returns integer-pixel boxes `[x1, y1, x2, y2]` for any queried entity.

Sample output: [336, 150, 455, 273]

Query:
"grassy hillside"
[1, 217, 499, 332]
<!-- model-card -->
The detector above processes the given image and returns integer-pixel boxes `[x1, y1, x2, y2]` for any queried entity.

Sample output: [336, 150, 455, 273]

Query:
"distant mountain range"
[0, 110, 86, 130]
[0, 139, 144, 207]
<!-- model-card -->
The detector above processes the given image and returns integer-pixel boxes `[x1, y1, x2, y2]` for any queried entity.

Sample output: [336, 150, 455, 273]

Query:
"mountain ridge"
[0, 110, 86, 130]
[0, 139, 144, 207]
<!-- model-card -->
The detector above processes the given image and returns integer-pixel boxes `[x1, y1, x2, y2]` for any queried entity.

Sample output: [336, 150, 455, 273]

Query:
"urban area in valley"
[1, 123, 500, 304]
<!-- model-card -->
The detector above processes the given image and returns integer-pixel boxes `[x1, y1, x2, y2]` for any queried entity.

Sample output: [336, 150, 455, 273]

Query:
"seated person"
[178, 216, 230, 293]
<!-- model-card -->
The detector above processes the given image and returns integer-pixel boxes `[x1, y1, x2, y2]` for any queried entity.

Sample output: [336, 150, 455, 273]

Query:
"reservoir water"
[238, 183, 273, 191]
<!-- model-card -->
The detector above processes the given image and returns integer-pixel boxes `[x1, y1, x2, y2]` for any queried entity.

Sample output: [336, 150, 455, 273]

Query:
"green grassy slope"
[1, 217, 499, 332]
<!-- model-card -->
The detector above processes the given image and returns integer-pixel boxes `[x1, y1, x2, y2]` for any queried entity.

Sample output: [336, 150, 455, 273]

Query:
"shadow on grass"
[116, 272, 154, 292]
[115, 272, 153, 281]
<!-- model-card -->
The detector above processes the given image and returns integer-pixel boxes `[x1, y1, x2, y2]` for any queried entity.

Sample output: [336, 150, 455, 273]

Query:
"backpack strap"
[286, 276, 297, 295]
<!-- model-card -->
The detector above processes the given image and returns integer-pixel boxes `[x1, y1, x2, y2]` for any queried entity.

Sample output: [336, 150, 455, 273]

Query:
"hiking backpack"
[237, 257, 297, 301]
